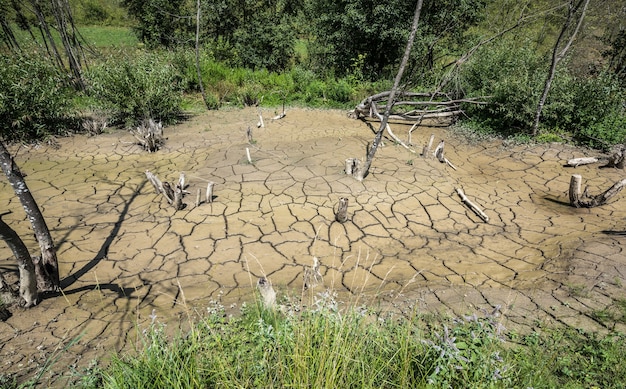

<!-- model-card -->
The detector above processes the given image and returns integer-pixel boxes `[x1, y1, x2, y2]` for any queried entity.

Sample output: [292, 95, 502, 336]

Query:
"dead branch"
[456, 188, 489, 222]
[131, 118, 164, 152]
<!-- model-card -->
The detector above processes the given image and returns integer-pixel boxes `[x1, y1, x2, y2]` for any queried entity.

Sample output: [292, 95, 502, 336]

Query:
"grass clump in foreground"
[85, 292, 626, 389]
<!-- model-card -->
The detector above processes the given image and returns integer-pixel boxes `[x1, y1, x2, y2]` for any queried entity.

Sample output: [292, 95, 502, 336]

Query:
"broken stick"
[456, 188, 489, 222]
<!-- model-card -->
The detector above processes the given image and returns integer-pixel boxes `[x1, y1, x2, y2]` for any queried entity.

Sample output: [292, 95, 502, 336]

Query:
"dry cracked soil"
[1, 108, 625, 385]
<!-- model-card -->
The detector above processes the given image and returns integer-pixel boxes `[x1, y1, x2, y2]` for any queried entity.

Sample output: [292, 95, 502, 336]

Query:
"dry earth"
[1, 108, 625, 385]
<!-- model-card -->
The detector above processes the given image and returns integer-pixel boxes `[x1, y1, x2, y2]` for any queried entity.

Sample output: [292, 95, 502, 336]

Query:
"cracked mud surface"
[1, 108, 625, 384]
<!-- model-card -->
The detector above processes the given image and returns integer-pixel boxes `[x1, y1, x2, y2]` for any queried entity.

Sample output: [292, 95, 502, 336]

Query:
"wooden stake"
[206, 181, 215, 203]
[196, 188, 201, 207]
[345, 158, 355, 175]
[456, 188, 489, 222]
[335, 197, 349, 223]
[569, 174, 582, 206]
[246, 147, 252, 164]
[173, 186, 184, 210]
[434, 140, 445, 162]
[423, 134, 435, 158]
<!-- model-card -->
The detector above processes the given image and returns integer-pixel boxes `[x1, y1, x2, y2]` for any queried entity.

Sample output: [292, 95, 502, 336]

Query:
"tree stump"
[257, 277, 276, 308]
[335, 197, 349, 223]
[423, 134, 435, 158]
[132, 119, 164, 152]
[206, 182, 215, 203]
[434, 140, 445, 162]
[605, 145, 625, 169]
[569, 174, 626, 207]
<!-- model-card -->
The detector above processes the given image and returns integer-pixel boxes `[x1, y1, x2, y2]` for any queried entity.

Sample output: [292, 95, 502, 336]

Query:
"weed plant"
[86, 291, 626, 389]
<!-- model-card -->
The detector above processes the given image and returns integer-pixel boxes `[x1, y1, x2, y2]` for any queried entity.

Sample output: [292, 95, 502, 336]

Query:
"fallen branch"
[566, 157, 598, 167]
[456, 188, 489, 222]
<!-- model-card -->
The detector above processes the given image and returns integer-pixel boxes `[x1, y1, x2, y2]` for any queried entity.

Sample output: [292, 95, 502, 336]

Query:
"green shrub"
[572, 72, 626, 149]
[87, 51, 183, 126]
[0, 54, 76, 142]
[460, 39, 546, 135]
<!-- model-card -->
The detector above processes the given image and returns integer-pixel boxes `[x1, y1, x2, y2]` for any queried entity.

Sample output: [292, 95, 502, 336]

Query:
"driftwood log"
[566, 157, 599, 167]
[569, 174, 626, 208]
[456, 188, 489, 222]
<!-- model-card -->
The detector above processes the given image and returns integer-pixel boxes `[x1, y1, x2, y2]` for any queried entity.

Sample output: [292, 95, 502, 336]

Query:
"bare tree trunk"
[532, 0, 590, 135]
[50, 0, 86, 90]
[0, 213, 38, 307]
[0, 141, 59, 291]
[357, 0, 423, 180]
[29, 0, 65, 71]
[195, 0, 209, 109]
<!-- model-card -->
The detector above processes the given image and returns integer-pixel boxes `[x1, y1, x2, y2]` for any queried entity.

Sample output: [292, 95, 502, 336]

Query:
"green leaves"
[0, 54, 75, 142]
[87, 52, 183, 126]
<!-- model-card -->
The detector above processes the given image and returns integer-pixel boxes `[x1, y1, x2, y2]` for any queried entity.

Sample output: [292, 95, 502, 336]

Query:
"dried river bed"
[1, 108, 625, 385]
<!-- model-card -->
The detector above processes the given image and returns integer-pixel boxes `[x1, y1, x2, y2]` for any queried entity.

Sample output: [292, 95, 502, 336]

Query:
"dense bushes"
[460, 38, 626, 148]
[0, 54, 76, 143]
[87, 52, 184, 126]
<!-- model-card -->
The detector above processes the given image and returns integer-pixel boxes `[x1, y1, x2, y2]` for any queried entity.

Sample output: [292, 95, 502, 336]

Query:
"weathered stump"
[423, 134, 435, 158]
[569, 174, 626, 207]
[206, 181, 215, 203]
[257, 277, 276, 308]
[335, 197, 349, 223]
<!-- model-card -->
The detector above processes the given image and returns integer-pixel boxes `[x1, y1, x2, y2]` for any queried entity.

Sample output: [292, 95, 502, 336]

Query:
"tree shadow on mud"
[42, 180, 148, 299]
[601, 230, 626, 235]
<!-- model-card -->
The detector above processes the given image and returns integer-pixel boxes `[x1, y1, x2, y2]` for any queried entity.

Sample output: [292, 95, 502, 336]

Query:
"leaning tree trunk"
[0, 141, 60, 291]
[358, 0, 423, 180]
[532, 0, 590, 136]
[0, 213, 38, 307]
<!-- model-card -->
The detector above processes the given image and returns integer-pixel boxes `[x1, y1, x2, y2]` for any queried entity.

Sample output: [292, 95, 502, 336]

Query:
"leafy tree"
[122, 0, 188, 48]
[304, 0, 415, 79]
[304, 0, 487, 80]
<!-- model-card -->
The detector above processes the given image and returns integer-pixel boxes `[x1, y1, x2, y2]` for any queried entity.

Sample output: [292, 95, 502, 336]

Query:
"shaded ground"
[1, 108, 625, 385]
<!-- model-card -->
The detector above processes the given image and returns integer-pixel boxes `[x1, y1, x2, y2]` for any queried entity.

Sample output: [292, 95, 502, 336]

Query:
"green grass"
[77, 26, 138, 48]
[36, 294, 623, 389]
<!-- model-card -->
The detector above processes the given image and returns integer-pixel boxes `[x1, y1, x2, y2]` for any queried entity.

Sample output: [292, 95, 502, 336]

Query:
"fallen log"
[569, 174, 626, 208]
[456, 188, 489, 222]
[566, 157, 598, 167]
